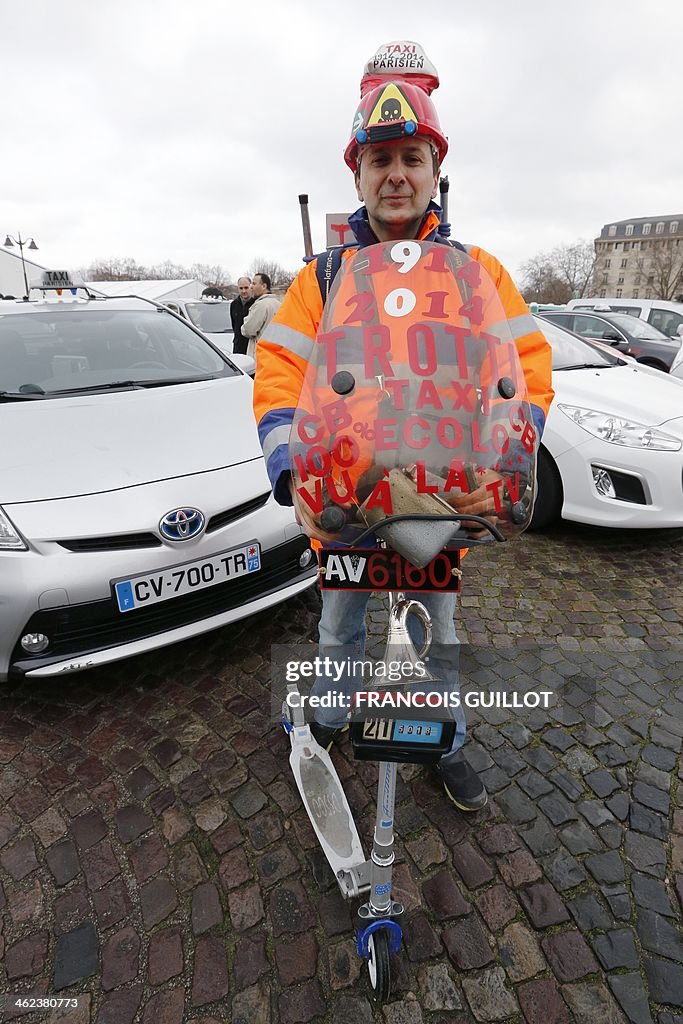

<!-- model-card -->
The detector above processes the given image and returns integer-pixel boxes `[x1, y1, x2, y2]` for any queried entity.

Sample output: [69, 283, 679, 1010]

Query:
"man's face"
[251, 275, 266, 297]
[355, 138, 439, 241]
[238, 278, 251, 299]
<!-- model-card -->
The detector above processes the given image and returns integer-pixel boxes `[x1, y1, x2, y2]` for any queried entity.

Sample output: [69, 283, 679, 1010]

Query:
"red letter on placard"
[297, 414, 323, 443]
[293, 452, 309, 482]
[375, 418, 399, 451]
[407, 323, 437, 375]
[450, 381, 478, 413]
[471, 422, 491, 454]
[486, 478, 504, 513]
[455, 261, 482, 288]
[344, 291, 376, 324]
[320, 328, 345, 384]
[521, 422, 537, 452]
[426, 247, 448, 273]
[458, 295, 484, 326]
[365, 478, 393, 514]
[444, 460, 470, 493]
[402, 416, 430, 450]
[305, 446, 332, 478]
[327, 471, 355, 502]
[384, 378, 410, 410]
[504, 473, 521, 504]
[437, 419, 465, 449]
[444, 326, 470, 380]
[415, 462, 438, 493]
[330, 435, 359, 468]
[359, 246, 385, 276]
[415, 379, 443, 411]
[422, 291, 448, 319]
[331, 223, 351, 244]
[297, 480, 323, 513]
[321, 399, 352, 434]
[363, 325, 394, 379]
[491, 423, 510, 454]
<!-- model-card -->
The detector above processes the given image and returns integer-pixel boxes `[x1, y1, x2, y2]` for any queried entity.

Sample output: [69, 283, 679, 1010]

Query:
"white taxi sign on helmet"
[362, 41, 440, 92]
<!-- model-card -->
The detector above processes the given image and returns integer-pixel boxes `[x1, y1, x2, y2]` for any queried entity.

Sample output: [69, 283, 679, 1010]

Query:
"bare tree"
[248, 257, 297, 292]
[84, 257, 148, 281]
[81, 258, 233, 291]
[549, 240, 597, 298]
[148, 260, 189, 280]
[647, 241, 683, 301]
[188, 264, 232, 290]
[518, 254, 572, 304]
[519, 239, 597, 303]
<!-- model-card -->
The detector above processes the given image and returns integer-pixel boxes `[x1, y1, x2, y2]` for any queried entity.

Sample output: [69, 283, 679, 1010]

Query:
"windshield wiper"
[54, 380, 144, 394]
[54, 376, 216, 395]
[558, 363, 615, 371]
[0, 388, 46, 401]
[133, 376, 217, 386]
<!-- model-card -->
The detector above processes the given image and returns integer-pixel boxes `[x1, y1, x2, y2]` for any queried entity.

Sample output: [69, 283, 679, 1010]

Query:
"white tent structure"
[85, 279, 205, 303]
[0, 248, 46, 298]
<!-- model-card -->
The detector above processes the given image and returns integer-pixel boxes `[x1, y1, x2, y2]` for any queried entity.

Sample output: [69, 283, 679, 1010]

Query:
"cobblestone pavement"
[1, 522, 682, 1024]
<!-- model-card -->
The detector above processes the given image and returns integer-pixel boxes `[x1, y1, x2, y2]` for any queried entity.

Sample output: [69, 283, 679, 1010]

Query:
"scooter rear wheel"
[367, 929, 391, 1002]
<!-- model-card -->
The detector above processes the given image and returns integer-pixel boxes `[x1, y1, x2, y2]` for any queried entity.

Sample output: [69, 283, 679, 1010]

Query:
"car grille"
[11, 536, 315, 675]
[56, 491, 272, 552]
[206, 492, 270, 533]
[59, 533, 161, 552]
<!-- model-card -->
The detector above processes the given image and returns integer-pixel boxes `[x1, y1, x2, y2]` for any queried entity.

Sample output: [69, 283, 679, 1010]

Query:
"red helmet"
[344, 78, 448, 171]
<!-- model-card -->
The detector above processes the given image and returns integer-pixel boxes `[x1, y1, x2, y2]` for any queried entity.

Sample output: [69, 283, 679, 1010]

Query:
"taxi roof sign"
[40, 270, 75, 289]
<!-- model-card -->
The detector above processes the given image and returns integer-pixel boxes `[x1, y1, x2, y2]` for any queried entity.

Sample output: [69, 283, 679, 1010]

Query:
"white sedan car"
[670, 340, 683, 381]
[532, 316, 683, 529]
[166, 296, 236, 356]
[0, 282, 315, 683]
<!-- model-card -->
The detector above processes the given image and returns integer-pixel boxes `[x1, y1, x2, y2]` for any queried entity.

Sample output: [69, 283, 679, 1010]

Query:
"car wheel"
[529, 447, 563, 530]
[637, 358, 668, 373]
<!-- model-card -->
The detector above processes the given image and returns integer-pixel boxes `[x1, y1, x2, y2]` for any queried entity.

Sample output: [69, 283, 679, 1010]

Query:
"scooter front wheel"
[367, 929, 391, 1002]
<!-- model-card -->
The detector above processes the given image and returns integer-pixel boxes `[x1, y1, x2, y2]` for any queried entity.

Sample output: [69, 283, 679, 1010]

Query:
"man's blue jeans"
[310, 589, 466, 763]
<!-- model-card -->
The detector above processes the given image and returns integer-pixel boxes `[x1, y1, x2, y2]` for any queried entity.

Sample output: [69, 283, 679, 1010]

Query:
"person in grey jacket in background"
[242, 273, 281, 361]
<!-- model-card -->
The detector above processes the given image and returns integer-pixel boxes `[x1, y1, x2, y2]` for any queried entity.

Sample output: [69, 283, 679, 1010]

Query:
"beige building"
[593, 215, 683, 301]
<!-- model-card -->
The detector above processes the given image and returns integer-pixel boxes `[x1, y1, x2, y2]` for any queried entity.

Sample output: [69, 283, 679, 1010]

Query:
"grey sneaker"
[310, 722, 349, 752]
[436, 750, 488, 811]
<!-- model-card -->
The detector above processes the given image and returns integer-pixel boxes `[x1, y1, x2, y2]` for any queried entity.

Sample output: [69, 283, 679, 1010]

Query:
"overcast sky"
[3, 0, 681, 287]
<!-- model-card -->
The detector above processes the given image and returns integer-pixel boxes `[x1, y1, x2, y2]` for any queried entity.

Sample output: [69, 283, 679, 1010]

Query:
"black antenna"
[439, 176, 449, 224]
[298, 194, 313, 261]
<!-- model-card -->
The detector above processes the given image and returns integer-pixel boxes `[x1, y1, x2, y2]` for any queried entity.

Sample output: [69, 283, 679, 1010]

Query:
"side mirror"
[604, 332, 623, 344]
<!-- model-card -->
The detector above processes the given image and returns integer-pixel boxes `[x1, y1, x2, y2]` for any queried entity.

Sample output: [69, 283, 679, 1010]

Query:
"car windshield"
[602, 313, 670, 340]
[184, 302, 233, 334]
[0, 307, 238, 397]
[536, 317, 619, 370]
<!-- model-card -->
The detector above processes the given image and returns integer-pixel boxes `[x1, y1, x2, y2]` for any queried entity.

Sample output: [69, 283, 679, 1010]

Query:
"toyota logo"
[159, 507, 205, 542]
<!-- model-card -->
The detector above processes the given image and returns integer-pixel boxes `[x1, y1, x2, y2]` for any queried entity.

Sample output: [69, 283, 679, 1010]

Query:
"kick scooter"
[281, 515, 499, 1000]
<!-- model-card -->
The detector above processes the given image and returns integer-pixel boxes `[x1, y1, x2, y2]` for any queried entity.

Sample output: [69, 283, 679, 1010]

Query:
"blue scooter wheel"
[367, 929, 391, 1002]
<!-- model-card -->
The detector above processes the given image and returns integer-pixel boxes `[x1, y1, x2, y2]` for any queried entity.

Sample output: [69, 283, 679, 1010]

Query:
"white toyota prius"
[0, 274, 315, 684]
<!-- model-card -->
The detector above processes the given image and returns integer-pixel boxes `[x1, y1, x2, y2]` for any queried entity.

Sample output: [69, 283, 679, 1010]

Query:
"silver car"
[0, 285, 316, 683]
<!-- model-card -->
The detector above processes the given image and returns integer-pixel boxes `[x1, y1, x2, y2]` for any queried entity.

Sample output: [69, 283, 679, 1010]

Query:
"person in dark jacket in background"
[230, 276, 255, 355]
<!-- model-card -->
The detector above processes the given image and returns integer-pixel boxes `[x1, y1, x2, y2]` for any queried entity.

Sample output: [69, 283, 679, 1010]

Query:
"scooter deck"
[288, 725, 365, 876]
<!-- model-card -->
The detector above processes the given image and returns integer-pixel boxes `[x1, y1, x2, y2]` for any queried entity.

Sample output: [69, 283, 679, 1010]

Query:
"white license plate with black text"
[113, 542, 261, 612]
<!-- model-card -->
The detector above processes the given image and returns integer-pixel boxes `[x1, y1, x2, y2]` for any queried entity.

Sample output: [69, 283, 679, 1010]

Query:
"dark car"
[540, 309, 681, 373]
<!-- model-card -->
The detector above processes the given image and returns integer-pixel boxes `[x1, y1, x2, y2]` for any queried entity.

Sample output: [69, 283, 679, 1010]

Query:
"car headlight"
[558, 405, 682, 451]
[0, 507, 27, 550]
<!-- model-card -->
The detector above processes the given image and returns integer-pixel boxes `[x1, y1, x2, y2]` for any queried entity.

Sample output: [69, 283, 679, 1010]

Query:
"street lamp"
[3, 232, 39, 299]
